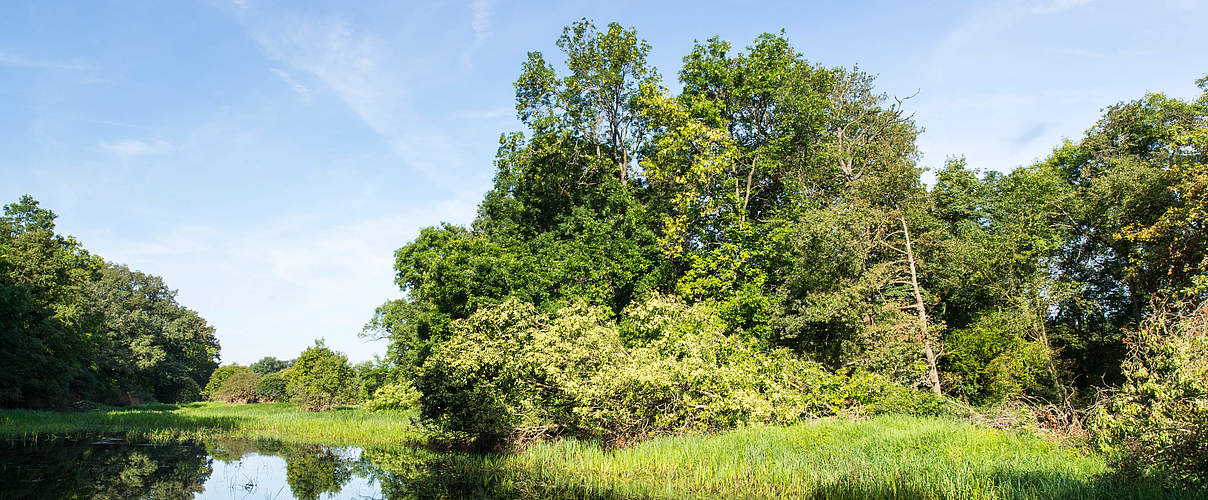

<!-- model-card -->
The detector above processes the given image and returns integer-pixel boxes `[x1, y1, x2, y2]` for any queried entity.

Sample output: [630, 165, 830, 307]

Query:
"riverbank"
[430, 415, 1170, 499]
[0, 404, 1177, 498]
[0, 402, 423, 446]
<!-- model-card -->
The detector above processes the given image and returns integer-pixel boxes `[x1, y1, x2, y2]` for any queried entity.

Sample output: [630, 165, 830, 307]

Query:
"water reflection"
[1, 435, 615, 499]
[0, 437, 532, 499]
[206, 438, 363, 499]
[0, 438, 211, 498]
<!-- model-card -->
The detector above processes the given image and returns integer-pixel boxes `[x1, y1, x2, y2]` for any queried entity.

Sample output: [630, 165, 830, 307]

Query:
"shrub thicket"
[1091, 300, 1208, 489]
[943, 311, 1053, 405]
[203, 365, 250, 401]
[213, 370, 260, 404]
[364, 381, 420, 412]
[417, 295, 945, 446]
[256, 371, 289, 402]
[289, 341, 355, 411]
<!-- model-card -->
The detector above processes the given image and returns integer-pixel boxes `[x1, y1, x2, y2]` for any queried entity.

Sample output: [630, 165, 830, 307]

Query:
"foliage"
[86, 263, 220, 404]
[290, 341, 355, 411]
[352, 23, 1207, 487]
[363, 381, 420, 412]
[0, 196, 100, 407]
[250, 356, 293, 376]
[0, 195, 219, 408]
[944, 311, 1053, 405]
[256, 372, 289, 402]
[213, 370, 260, 404]
[353, 358, 393, 403]
[1091, 299, 1208, 489]
[417, 295, 941, 446]
[203, 365, 251, 401]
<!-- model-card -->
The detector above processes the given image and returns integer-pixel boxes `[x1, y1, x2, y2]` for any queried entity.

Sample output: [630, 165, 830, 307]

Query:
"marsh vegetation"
[2, 17, 1206, 498]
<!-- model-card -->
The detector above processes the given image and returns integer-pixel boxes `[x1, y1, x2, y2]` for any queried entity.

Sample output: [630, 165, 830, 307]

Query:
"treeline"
[365, 20, 1206, 481]
[0, 196, 220, 408]
[204, 344, 413, 412]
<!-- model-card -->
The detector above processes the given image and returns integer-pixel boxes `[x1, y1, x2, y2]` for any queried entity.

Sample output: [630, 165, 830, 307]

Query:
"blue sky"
[3, 0, 1205, 364]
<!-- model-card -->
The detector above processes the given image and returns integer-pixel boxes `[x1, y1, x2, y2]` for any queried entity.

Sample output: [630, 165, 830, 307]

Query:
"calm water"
[0, 437, 497, 499]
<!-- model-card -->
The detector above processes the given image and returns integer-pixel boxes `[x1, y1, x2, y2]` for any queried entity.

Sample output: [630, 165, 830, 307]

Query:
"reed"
[418, 415, 1172, 499]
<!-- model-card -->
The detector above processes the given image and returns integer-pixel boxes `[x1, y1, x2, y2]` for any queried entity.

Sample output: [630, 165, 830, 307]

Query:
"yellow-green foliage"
[1091, 300, 1208, 489]
[364, 381, 420, 412]
[417, 294, 939, 445]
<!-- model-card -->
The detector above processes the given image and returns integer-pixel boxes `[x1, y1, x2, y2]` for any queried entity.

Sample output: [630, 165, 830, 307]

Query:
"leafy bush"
[1091, 300, 1208, 489]
[289, 340, 355, 411]
[256, 372, 289, 402]
[943, 311, 1052, 405]
[417, 295, 932, 447]
[355, 359, 394, 403]
[213, 370, 260, 404]
[363, 381, 420, 412]
[860, 376, 950, 417]
[203, 365, 250, 400]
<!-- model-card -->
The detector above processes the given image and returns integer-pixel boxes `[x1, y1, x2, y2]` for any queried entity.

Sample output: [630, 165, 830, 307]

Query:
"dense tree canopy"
[365, 20, 1208, 463]
[0, 195, 220, 408]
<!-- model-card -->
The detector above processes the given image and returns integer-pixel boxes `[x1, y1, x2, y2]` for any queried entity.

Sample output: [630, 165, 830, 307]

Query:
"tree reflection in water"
[1, 437, 592, 499]
[0, 438, 211, 499]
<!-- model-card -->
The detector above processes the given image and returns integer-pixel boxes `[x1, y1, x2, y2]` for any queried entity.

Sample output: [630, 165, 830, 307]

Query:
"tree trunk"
[740, 155, 757, 229]
[901, 215, 942, 396]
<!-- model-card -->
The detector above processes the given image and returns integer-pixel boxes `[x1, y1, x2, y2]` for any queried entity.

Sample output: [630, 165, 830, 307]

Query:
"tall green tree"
[86, 263, 219, 403]
[0, 196, 100, 407]
[1, 195, 221, 407]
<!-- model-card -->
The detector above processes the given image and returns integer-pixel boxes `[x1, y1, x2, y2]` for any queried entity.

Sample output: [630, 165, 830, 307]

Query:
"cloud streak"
[98, 139, 174, 158]
[0, 50, 89, 71]
[242, 11, 468, 188]
[472, 0, 494, 44]
[270, 68, 311, 101]
[1031, 0, 1095, 14]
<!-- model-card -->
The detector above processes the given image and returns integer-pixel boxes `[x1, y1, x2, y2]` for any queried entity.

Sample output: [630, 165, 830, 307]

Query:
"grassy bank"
[0, 405, 1177, 498]
[383, 415, 1168, 499]
[0, 402, 424, 446]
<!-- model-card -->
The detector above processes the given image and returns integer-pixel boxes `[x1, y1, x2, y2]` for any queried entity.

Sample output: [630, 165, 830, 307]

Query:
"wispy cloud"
[1031, 0, 1095, 14]
[0, 50, 89, 71]
[270, 68, 311, 101]
[98, 139, 174, 158]
[471, 0, 494, 44]
[240, 11, 470, 188]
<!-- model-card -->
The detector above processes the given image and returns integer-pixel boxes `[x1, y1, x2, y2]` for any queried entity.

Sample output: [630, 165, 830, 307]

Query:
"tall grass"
[1, 406, 1183, 497]
[388, 415, 1173, 499]
[0, 402, 423, 446]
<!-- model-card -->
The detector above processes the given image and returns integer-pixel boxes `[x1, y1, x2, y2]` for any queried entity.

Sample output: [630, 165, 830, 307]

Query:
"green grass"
[0, 402, 424, 446]
[390, 415, 1171, 499]
[0, 405, 1180, 498]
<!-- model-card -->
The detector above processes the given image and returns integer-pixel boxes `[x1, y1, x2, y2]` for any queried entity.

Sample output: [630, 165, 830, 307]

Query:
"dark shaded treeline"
[0, 196, 220, 408]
